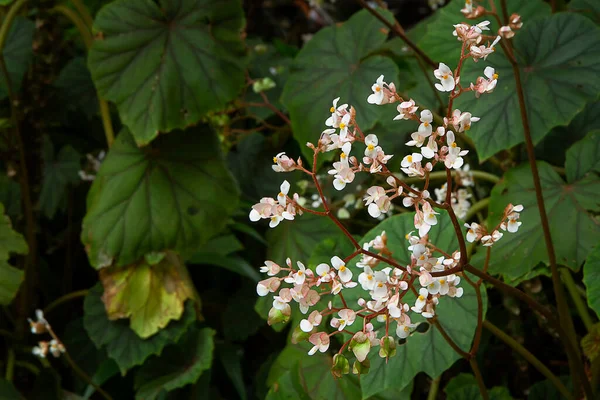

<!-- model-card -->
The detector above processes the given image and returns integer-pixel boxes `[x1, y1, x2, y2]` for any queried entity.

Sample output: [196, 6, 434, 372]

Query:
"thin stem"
[355, 0, 437, 68]
[70, 0, 94, 29]
[498, 10, 587, 393]
[483, 320, 573, 400]
[5, 348, 15, 381]
[402, 170, 500, 185]
[561, 268, 595, 332]
[52, 5, 115, 147]
[63, 351, 113, 400]
[463, 274, 484, 355]
[43, 289, 89, 314]
[469, 359, 489, 400]
[0, 0, 28, 50]
[426, 375, 442, 400]
[465, 198, 490, 221]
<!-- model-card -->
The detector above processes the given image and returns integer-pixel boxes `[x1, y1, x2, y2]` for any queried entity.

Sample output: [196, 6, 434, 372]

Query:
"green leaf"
[358, 213, 486, 398]
[88, 0, 246, 145]
[0, 379, 23, 400]
[81, 126, 239, 269]
[0, 202, 28, 305]
[99, 251, 197, 339]
[54, 57, 98, 118]
[527, 376, 571, 400]
[444, 373, 513, 400]
[569, 0, 600, 24]
[584, 245, 600, 319]
[83, 284, 196, 374]
[418, 0, 550, 63]
[0, 175, 21, 220]
[0, 17, 35, 99]
[455, 13, 600, 160]
[565, 130, 600, 182]
[476, 162, 600, 285]
[39, 136, 81, 219]
[307, 235, 356, 271]
[281, 9, 399, 163]
[222, 289, 264, 341]
[266, 343, 361, 400]
[266, 213, 345, 264]
[134, 327, 215, 400]
[217, 345, 247, 400]
[189, 253, 260, 281]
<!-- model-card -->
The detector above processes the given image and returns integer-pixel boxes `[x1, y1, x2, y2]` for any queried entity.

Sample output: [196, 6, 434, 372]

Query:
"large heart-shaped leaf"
[455, 13, 600, 160]
[569, 0, 600, 24]
[83, 284, 196, 374]
[474, 161, 600, 285]
[0, 203, 28, 305]
[99, 251, 197, 339]
[583, 245, 600, 319]
[418, 0, 550, 64]
[134, 327, 214, 400]
[281, 9, 399, 162]
[356, 213, 485, 398]
[81, 126, 239, 269]
[565, 130, 600, 183]
[88, 0, 246, 145]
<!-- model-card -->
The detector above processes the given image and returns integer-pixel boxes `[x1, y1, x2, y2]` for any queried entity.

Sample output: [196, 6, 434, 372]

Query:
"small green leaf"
[475, 162, 600, 285]
[81, 126, 239, 269]
[99, 252, 197, 339]
[134, 327, 215, 400]
[281, 9, 399, 163]
[0, 202, 28, 305]
[0, 17, 34, 99]
[584, 245, 600, 319]
[565, 130, 600, 182]
[455, 13, 600, 160]
[88, 0, 246, 145]
[83, 284, 196, 374]
[39, 136, 81, 219]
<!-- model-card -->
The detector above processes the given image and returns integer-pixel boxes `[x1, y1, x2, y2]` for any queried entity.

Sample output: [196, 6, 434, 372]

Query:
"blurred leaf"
[358, 213, 485, 398]
[189, 253, 260, 281]
[0, 17, 34, 99]
[54, 57, 98, 118]
[222, 289, 264, 341]
[307, 235, 356, 270]
[281, 9, 399, 163]
[81, 126, 239, 269]
[266, 342, 361, 400]
[581, 323, 600, 361]
[88, 0, 246, 145]
[565, 130, 600, 182]
[444, 373, 513, 400]
[527, 376, 571, 400]
[84, 284, 196, 374]
[0, 175, 20, 220]
[584, 245, 600, 319]
[230, 222, 267, 245]
[476, 162, 600, 285]
[39, 136, 81, 219]
[99, 251, 197, 339]
[217, 344, 247, 400]
[0, 202, 28, 305]
[455, 13, 600, 161]
[82, 359, 120, 399]
[419, 0, 550, 63]
[266, 213, 344, 264]
[194, 234, 244, 256]
[569, 0, 600, 24]
[134, 327, 215, 400]
[0, 379, 22, 399]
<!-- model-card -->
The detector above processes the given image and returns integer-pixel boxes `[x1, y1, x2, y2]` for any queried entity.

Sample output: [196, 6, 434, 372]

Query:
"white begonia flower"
[339, 113, 351, 140]
[394, 99, 418, 120]
[269, 213, 283, 228]
[484, 66, 498, 90]
[418, 110, 434, 136]
[364, 186, 386, 206]
[457, 112, 480, 132]
[332, 256, 352, 283]
[277, 180, 290, 207]
[401, 153, 423, 168]
[293, 261, 308, 285]
[406, 131, 428, 147]
[396, 321, 415, 339]
[445, 131, 468, 169]
[260, 260, 281, 276]
[434, 63, 455, 92]
[368, 195, 391, 219]
[333, 168, 355, 191]
[358, 266, 376, 291]
[422, 202, 439, 226]
[465, 222, 484, 243]
[308, 332, 330, 355]
[364, 134, 379, 158]
[272, 152, 296, 172]
[481, 230, 503, 246]
[256, 277, 280, 296]
[331, 309, 356, 331]
[367, 75, 386, 105]
[421, 136, 438, 159]
[315, 263, 332, 285]
[413, 288, 429, 311]
[300, 310, 323, 332]
[325, 97, 348, 127]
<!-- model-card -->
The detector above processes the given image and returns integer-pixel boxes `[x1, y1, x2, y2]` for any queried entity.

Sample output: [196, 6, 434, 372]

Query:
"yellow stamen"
[298, 271, 303, 276]
[375, 86, 381, 92]
[279, 192, 284, 197]
[330, 106, 335, 113]
[367, 144, 375, 151]
[340, 265, 346, 272]
[340, 123, 346, 129]
[465, 124, 471, 131]
[493, 73, 499, 80]
[341, 153, 347, 159]
[451, 142, 457, 148]
[423, 122, 430, 127]
[367, 275, 373, 280]
[407, 155, 413, 162]
[404, 326, 410, 332]
[418, 295, 425, 301]
[440, 279, 446, 285]
[442, 74, 449, 80]
[273, 157, 278, 163]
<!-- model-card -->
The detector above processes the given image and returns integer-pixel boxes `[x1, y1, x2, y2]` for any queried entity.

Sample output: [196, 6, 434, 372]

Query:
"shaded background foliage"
[0, 0, 598, 399]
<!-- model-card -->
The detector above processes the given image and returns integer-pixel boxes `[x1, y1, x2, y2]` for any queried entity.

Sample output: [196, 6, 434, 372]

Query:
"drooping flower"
[308, 332, 330, 355]
[394, 99, 418, 120]
[434, 63, 455, 92]
[367, 75, 387, 105]
[332, 256, 352, 282]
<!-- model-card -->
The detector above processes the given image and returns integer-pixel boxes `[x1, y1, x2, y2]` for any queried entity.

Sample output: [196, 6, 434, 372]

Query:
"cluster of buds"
[459, 1, 523, 40]
[465, 203, 524, 246]
[249, 180, 302, 228]
[29, 310, 66, 359]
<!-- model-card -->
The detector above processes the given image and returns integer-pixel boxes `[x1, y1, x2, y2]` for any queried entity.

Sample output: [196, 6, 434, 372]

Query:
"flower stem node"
[379, 336, 397, 359]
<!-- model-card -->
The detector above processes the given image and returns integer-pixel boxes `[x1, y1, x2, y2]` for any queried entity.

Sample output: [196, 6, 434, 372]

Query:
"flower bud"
[331, 354, 350, 378]
[291, 326, 311, 344]
[352, 358, 371, 375]
[267, 305, 290, 326]
[350, 331, 371, 362]
[379, 336, 397, 359]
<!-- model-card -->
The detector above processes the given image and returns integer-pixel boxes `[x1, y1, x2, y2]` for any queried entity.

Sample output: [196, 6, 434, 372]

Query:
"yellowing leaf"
[99, 251, 198, 339]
